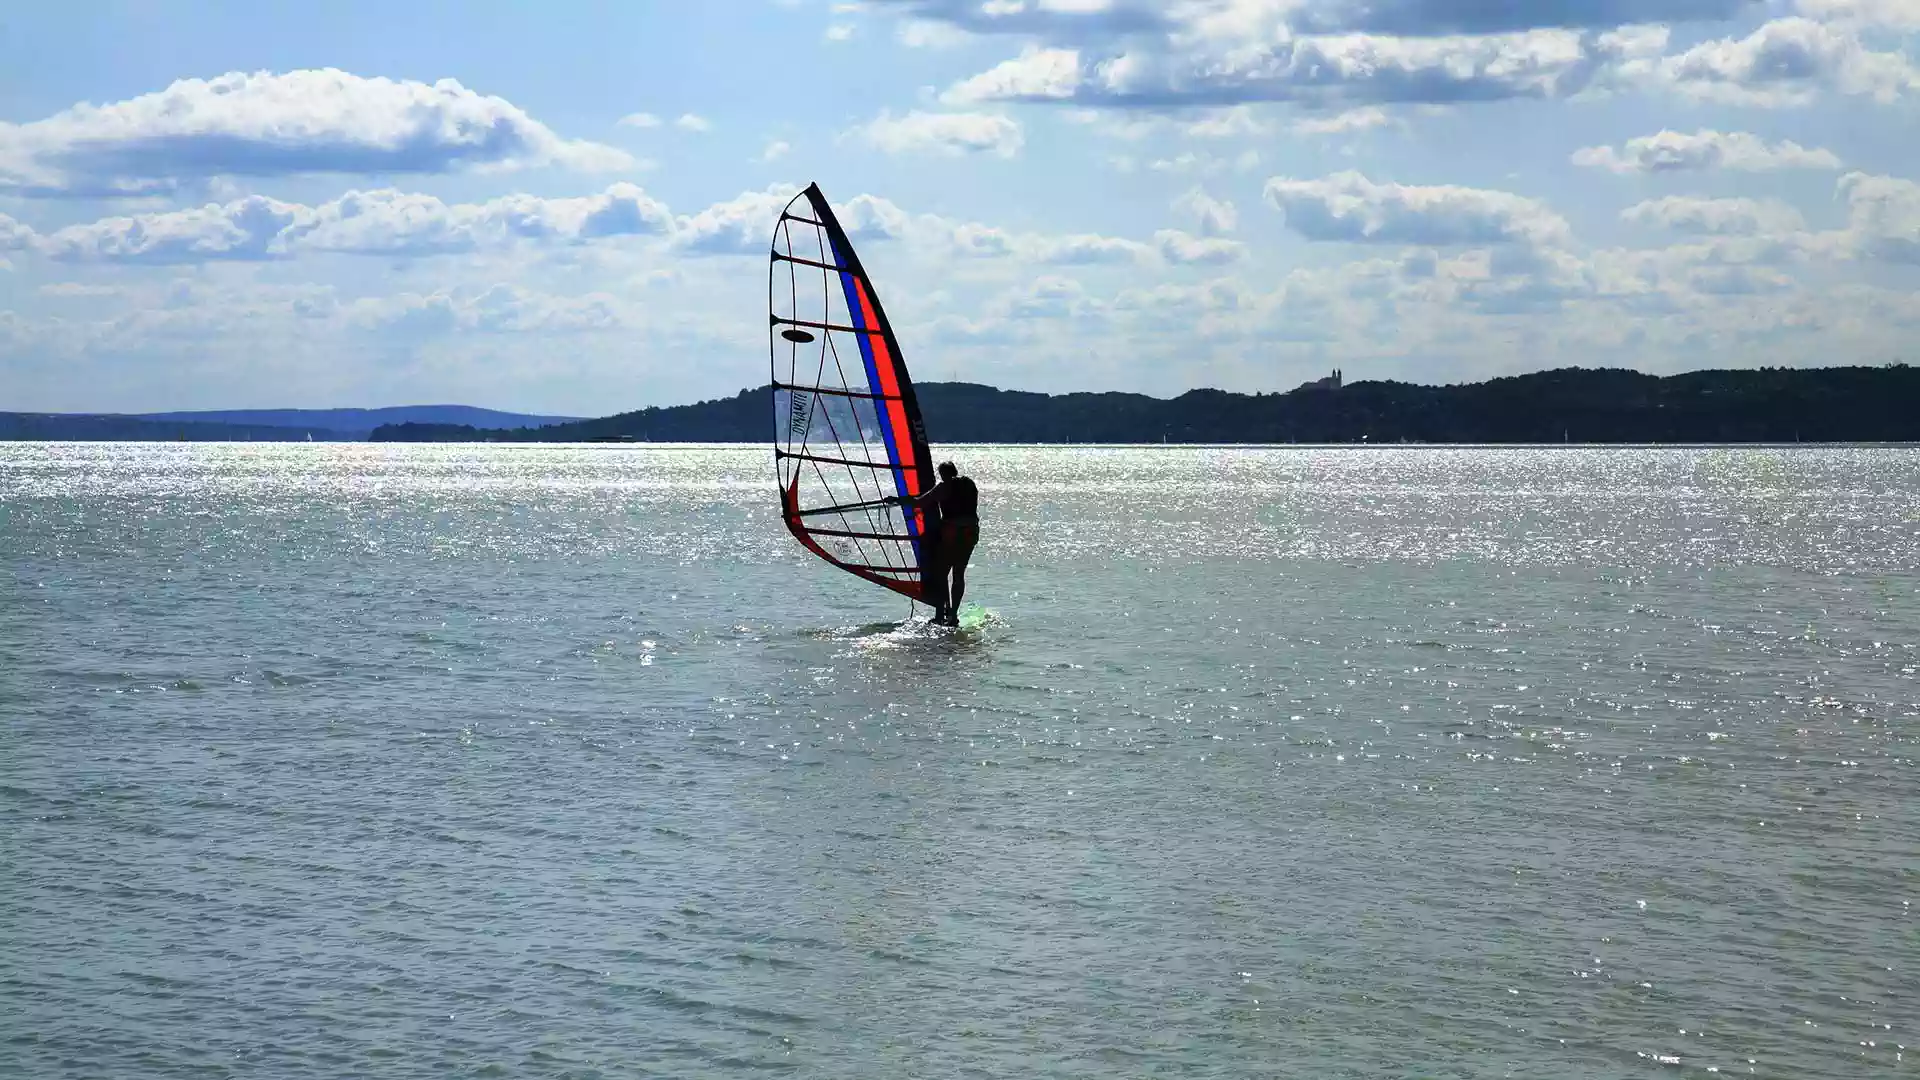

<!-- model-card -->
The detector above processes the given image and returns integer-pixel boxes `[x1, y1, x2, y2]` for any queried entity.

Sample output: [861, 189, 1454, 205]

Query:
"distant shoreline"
[15, 438, 1920, 445]
[9, 364, 1918, 444]
[365, 365, 1920, 445]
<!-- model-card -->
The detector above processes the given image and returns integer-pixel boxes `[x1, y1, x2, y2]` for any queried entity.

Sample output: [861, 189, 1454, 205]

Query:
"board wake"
[913, 602, 991, 633]
[952, 602, 990, 631]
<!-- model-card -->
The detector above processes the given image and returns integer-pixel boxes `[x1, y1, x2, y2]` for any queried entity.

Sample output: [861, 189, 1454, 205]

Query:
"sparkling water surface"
[3, 443, 1916, 1079]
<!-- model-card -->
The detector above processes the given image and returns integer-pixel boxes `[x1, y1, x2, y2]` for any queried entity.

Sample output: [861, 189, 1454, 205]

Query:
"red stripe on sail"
[850, 276, 927, 536]
[851, 278, 915, 475]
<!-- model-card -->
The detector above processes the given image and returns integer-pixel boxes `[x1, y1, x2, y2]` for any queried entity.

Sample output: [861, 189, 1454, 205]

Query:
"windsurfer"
[886, 461, 978, 625]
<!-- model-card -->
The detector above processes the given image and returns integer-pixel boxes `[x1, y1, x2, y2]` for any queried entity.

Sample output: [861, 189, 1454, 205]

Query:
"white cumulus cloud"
[1621, 196, 1808, 235]
[1021, 231, 1154, 263]
[1143, 150, 1263, 176]
[943, 46, 1086, 102]
[1292, 106, 1395, 136]
[1263, 171, 1570, 247]
[673, 185, 913, 255]
[1654, 17, 1920, 105]
[855, 110, 1025, 156]
[897, 18, 976, 48]
[42, 196, 312, 263]
[350, 284, 632, 336]
[942, 19, 1669, 108]
[1173, 187, 1238, 236]
[674, 183, 1162, 266]
[1573, 129, 1843, 173]
[0, 69, 633, 197]
[674, 185, 811, 255]
[1837, 171, 1920, 263]
[993, 275, 1105, 320]
[871, 0, 1168, 42]
[882, 0, 1737, 43]
[1, 212, 35, 250]
[1290, 0, 1750, 35]
[1184, 106, 1272, 138]
[1154, 228, 1247, 264]
[297, 184, 674, 255]
[1795, 0, 1920, 30]
[39, 183, 673, 263]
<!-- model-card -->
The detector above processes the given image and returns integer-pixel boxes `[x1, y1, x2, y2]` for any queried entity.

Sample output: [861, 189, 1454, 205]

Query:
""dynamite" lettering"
[788, 391, 812, 437]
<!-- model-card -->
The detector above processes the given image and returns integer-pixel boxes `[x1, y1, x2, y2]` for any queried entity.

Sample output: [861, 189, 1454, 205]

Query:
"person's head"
[938, 461, 959, 480]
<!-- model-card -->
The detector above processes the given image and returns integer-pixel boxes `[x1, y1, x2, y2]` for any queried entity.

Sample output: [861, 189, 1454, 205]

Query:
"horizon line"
[18, 360, 1911, 419]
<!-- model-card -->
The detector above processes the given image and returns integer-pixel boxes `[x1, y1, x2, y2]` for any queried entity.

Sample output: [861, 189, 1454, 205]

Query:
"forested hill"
[368, 365, 1920, 444]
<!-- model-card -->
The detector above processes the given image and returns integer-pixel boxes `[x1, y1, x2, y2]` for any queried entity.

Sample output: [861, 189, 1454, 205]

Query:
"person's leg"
[945, 523, 977, 622]
[928, 522, 954, 623]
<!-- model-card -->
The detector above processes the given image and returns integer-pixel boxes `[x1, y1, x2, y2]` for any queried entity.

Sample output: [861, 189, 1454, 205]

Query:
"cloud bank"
[943, 30, 1663, 109]
[40, 184, 673, 263]
[0, 69, 633, 197]
[27, 181, 1212, 272]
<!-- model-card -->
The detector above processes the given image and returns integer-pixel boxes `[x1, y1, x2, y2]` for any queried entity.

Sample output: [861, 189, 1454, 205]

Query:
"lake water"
[2, 443, 1915, 1079]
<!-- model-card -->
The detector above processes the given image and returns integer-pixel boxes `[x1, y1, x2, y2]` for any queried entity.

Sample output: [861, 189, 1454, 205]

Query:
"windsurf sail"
[769, 182, 937, 604]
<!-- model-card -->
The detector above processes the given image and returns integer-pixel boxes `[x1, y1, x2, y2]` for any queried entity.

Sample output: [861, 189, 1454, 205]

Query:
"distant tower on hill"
[1299, 368, 1343, 391]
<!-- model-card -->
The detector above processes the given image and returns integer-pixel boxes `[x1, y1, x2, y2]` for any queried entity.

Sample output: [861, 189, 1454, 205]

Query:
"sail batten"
[771, 252, 853, 274]
[771, 316, 887, 337]
[770, 183, 936, 603]
[769, 382, 905, 402]
[775, 449, 900, 470]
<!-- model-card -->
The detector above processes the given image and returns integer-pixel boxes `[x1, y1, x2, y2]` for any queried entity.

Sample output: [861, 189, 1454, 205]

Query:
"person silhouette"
[885, 461, 978, 625]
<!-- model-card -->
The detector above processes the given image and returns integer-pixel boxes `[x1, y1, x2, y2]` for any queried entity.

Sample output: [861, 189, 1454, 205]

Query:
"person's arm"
[883, 480, 941, 508]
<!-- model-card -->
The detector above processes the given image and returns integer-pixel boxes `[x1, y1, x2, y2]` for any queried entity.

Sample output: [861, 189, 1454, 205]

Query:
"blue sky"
[2, 0, 1917, 414]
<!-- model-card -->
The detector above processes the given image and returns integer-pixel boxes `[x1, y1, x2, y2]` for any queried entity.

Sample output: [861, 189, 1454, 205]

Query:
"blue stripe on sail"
[828, 234, 921, 557]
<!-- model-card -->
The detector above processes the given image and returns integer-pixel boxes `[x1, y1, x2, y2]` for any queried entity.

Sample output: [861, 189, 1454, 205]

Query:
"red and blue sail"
[769, 183, 937, 603]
